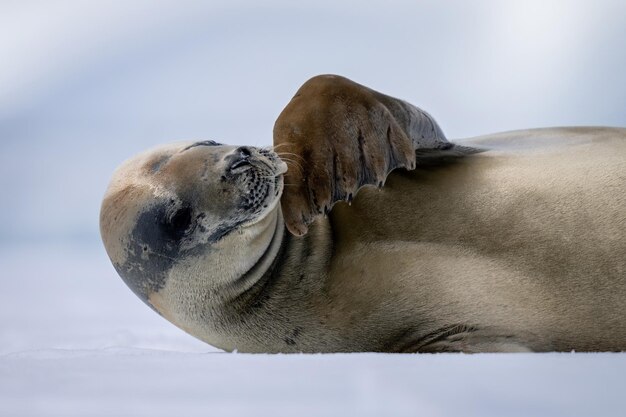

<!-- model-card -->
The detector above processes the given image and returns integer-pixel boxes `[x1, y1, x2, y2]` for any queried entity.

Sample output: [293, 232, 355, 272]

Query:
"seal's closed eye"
[183, 140, 222, 151]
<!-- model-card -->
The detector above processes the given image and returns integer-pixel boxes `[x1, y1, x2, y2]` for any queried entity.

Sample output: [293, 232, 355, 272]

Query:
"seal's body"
[323, 127, 626, 352]
[100, 76, 626, 353]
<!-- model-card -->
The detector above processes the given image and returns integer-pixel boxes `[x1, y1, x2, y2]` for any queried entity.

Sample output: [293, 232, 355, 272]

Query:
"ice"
[2, 347, 625, 417]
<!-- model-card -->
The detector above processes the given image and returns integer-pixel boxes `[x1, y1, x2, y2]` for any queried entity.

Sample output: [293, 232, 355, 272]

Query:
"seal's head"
[100, 140, 287, 338]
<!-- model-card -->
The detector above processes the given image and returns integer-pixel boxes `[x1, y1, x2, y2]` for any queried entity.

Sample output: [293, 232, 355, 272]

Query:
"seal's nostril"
[238, 146, 252, 158]
[230, 147, 254, 171]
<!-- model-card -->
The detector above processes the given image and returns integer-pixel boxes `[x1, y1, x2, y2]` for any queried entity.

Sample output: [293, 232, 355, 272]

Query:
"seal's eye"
[164, 206, 193, 240]
[172, 207, 191, 229]
[230, 159, 251, 170]
[171, 206, 192, 230]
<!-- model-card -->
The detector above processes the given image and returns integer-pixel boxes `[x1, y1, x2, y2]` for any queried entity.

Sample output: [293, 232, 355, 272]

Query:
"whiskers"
[274, 151, 305, 162]
[266, 143, 293, 152]
[276, 153, 305, 174]
[259, 145, 305, 174]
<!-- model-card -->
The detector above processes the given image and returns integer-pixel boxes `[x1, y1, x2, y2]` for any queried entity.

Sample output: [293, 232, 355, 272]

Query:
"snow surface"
[2, 348, 625, 417]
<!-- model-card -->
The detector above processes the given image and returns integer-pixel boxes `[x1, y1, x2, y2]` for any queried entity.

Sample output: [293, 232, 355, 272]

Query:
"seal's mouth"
[273, 161, 287, 196]
[233, 148, 287, 222]
[271, 159, 287, 197]
[256, 148, 287, 197]
[237, 165, 284, 230]
[257, 148, 288, 173]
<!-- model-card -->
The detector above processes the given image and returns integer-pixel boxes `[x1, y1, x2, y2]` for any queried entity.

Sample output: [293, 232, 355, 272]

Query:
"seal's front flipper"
[273, 74, 469, 236]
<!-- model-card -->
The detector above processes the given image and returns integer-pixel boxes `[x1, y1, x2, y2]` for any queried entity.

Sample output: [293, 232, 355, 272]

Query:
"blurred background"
[1, 0, 625, 355]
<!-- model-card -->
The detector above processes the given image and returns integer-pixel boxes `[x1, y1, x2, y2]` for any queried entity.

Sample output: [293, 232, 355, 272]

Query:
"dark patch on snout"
[114, 199, 245, 307]
[114, 203, 183, 305]
[114, 200, 209, 307]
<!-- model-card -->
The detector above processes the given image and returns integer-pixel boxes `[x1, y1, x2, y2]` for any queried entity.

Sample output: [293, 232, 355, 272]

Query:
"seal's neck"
[222, 207, 285, 300]
[148, 205, 285, 327]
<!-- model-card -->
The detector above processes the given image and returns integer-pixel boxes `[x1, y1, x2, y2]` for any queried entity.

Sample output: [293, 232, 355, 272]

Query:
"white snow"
[2, 347, 626, 417]
[0, 348, 626, 417]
